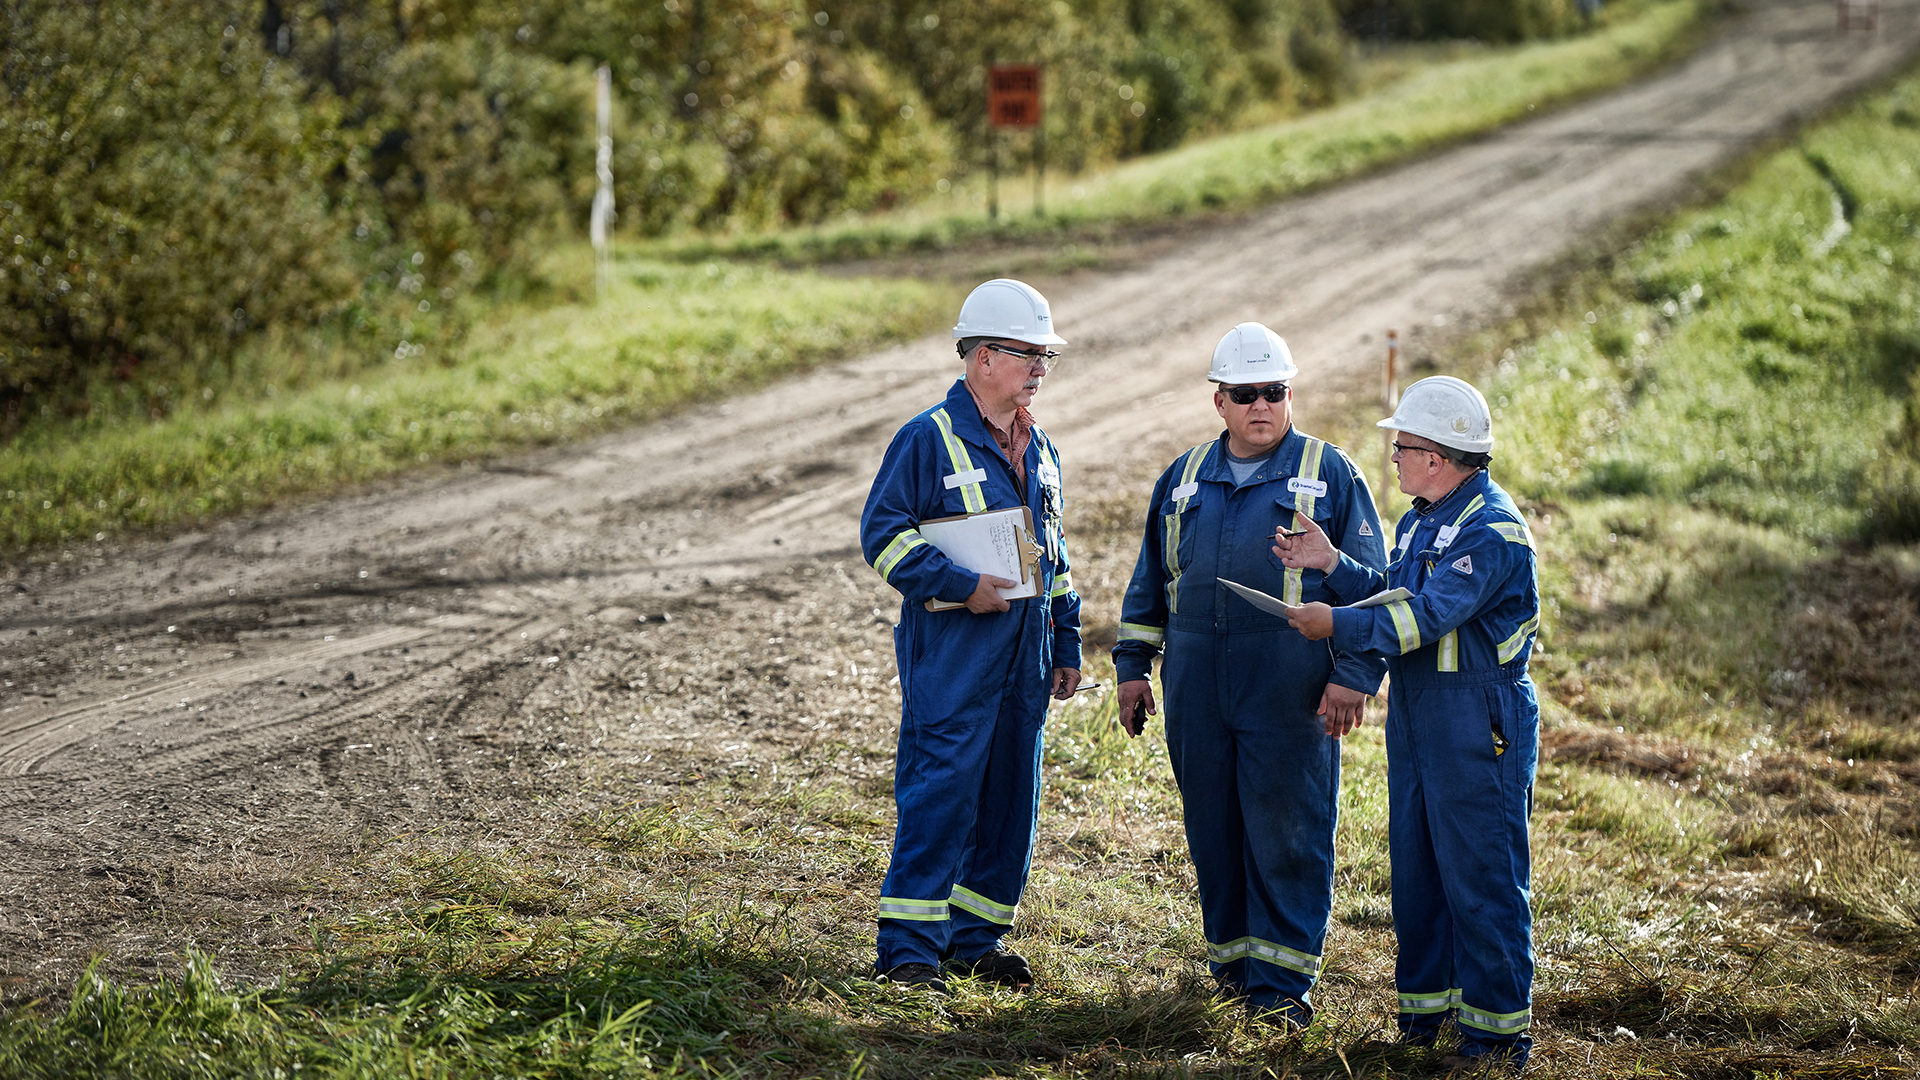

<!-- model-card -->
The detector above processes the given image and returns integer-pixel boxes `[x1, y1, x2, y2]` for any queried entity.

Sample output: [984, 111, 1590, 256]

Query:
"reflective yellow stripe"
[878, 896, 949, 922]
[1458, 1000, 1531, 1034]
[1497, 614, 1540, 664]
[1163, 444, 1211, 616]
[873, 529, 928, 581]
[1490, 521, 1535, 549]
[1398, 988, 1459, 1015]
[1207, 936, 1322, 976]
[1437, 630, 1458, 672]
[1049, 572, 1073, 598]
[929, 408, 986, 513]
[1282, 438, 1326, 605]
[1387, 599, 1421, 653]
[949, 885, 1018, 925]
[1452, 495, 1486, 527]
[1117, 622, 1165, 645]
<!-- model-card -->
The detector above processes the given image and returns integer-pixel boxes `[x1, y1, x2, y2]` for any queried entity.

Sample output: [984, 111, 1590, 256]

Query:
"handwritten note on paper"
[917, 507, 1039, 602]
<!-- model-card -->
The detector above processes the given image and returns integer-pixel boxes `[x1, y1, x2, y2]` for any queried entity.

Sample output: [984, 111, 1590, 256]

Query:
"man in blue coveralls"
[1276, 375, 1540, 1070]
[1113, 322, 1388, 1028]
[860, 278, 1084, 994]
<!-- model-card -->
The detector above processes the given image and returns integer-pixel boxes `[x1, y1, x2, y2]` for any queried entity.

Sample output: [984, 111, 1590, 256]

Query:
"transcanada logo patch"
[1287, 478, 1328, 497]
[1452, 555, 1473, 575]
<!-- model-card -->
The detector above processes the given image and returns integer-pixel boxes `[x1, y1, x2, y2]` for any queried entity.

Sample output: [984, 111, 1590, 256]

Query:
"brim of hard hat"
[951, 331, 1068, 346]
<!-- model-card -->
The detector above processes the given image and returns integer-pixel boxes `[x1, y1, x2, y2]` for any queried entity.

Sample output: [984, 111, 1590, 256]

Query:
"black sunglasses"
[1224, 384, 1290, 405]
[984, 342, 1062, 371]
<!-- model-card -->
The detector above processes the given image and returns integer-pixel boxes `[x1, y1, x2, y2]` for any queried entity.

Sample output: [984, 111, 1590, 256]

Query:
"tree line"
[0, 0, 1587, 422]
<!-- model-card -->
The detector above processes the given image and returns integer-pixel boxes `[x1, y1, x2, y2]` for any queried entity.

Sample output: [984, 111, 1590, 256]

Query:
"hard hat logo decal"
[1452, 417, 1470, 433]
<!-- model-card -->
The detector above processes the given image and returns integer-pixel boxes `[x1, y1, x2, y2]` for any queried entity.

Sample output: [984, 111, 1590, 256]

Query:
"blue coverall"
[860, 378, 1082, 972]
[1114, 428, 1387, 1017]
[1324, 469, 1541, 1064]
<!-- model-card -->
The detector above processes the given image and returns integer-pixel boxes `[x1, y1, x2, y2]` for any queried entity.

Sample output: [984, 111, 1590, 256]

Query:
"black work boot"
[944, 948, 1033, 988]
[879, 962, 950, 994]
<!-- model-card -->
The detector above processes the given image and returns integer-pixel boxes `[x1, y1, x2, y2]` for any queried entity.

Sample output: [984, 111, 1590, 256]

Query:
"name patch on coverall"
[944, 468, 988, 490]
[1287, 478, 1328, 497]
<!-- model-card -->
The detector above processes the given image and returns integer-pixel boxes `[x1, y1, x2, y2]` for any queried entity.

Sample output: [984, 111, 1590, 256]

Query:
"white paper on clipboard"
[919, 506, 1041, 610]
[1349, 586, 1414, 608]
[1220, 578, 1415, 617]
[1218, 578, 1300, 617]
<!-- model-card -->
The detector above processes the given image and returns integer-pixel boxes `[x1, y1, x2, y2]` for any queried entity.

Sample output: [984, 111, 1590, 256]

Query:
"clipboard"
[918, 506, 1042, 611]
[1219, 578, 1414, 617]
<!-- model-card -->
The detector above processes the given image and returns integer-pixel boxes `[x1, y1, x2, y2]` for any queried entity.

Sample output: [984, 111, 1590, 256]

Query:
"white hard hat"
[952, 278, 1066, 346]
[1377, 375, 1494, 454]
[1208, 322, 1299, 384]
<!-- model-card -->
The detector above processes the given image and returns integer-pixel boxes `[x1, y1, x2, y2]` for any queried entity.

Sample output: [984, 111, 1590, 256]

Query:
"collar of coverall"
[1409, 465, 1488, 518]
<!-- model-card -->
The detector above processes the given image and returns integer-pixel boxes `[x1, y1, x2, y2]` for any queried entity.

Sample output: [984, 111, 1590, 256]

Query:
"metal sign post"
[591, 65, 615, 297]
[988, 64, 1041, 222]
[1383, 329, 1399, 491]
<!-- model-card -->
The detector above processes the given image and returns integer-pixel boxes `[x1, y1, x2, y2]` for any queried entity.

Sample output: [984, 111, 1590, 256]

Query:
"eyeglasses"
[1223, 384, 1290, 405]
[984, 342, 1062, 373]
[1392, 441, 1451, 462]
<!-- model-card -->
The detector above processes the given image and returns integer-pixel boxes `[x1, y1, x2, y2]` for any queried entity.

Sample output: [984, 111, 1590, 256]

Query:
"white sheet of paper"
[917, 507, 1039, 600]
[1349, 587, 1414, 608]
[1218, 578, 1301, 617]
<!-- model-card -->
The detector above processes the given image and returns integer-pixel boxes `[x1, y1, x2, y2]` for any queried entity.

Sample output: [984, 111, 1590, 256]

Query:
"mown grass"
[0, 0, 1713, 557]
[660, 0, 1710, 264]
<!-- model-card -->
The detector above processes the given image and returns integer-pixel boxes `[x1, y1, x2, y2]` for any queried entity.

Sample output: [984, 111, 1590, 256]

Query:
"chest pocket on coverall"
[1266, 489, 1334, 580]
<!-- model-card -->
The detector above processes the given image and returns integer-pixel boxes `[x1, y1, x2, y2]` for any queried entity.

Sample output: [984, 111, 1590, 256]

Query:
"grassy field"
[0, 0, 1712, 555]
[5, 60, 1920, 1080]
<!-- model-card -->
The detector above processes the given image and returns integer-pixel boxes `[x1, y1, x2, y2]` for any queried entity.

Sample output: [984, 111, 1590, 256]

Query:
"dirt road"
[3, 0, 1916, 991]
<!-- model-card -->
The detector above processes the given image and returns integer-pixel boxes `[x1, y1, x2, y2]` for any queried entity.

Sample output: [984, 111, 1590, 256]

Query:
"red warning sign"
[989, 65, 1042, 128]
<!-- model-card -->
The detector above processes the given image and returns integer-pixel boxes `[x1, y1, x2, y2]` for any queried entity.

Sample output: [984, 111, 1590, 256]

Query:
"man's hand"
[964, 574, 1016, 613]
[1319, 683, 1369, 738]
[1116, 679, 1156, 738]
[1051, 668, 1083, 700]
[1285, 601, 1334, 641]
[1273, 513, 1339, 572]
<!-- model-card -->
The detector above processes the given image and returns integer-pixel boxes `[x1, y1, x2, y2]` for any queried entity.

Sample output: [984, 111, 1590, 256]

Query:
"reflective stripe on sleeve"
[1490, 521, 1535, 549]
[1049, 572, 1074, 598]
[929, 408, 986, 513]
[878, 896, 949, 922]
[1207, 936, 1322, 976]
[873, 529, 929, 582]
[1387, 599, 1422, 653]
[1458, 1000, 1531, 1034]
[1117, 622, 1166, 646]
[1163, 444, 1212, 616]
[1282, 438, 1327, 605]
[1497, 614, 1541, 664]
[1398, 988, 1459, 1016]
[949, 885, 1017, 925]
[1437, 630, 1458, 672]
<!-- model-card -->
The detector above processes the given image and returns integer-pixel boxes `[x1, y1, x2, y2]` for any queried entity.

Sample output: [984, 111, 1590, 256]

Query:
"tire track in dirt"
[2, 0, 1917, 989]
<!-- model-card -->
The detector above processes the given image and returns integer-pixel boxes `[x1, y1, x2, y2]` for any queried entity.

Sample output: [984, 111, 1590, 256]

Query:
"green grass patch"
[0, 263, 955, 551]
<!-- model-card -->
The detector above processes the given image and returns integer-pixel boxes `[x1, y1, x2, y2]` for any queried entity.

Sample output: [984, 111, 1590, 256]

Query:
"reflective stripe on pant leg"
[1398, 987, 1459, 1015]
[949, 885, 1017, 926]
[1458, 999, 1531, 1035]
[878, 896, 950, 922]
[1208, 936, 1322, 977]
